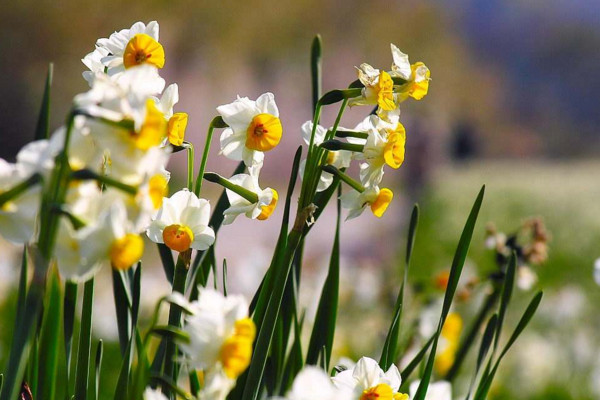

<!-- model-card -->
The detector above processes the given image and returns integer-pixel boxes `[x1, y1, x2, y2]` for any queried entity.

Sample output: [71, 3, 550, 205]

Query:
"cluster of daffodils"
[304, 43, 430, 220]
[484, 218, 549, 290]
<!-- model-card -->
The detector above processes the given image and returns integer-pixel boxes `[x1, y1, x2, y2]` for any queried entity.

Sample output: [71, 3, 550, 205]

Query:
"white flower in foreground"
[147, 189, 215, 252]
[0, 160, 40, 244]
[217, 93, 283, 167]
[200, 368, 237, 400]
[299, 121, 351, 192]
[349, 115, 406, 188]
[389, 44, 430, 101]
[223, 167, 278, 225]
[340, 186, 393, 220]
[143, 388, 168, 400]
[332, 357, 407, 400]
[94, 21, 164, 76]
[179, 288, 255, 380]
[409, 380, 452, 400]
[286, 366, 349, 400]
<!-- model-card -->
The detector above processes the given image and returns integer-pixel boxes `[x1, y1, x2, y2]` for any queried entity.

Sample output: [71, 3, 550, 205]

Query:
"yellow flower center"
[130, 100, 166, 151]
[442, 312, 463, 341]
[110, 233, 144, 270]
[376, 71, 396, 111]
[370, 188, 393, 218]
[167, 112, 188, 146]
[220, 318, 256, 379]
[383, 123, 406, 169]
[361, 384, 394, 400]
[435, 312, 463, 375]
[163, 224, 194, 252]
[257, 189, 278, 220]
[407, 62, 430, 100]
[325, 150, 338, 165]
[245, 113, 283, 152]
[149, 174, 168, 209]
[123, 34, 165, 69]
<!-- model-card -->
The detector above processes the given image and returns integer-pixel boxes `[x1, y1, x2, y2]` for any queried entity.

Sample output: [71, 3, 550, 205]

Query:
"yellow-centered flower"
[223, 167, 279, 224]
[148, 173, 169, 209]
[375, 71, 396, 111]
[383, 124, 406, 169]
[257, 189, 278, 220]
[110, 233, 144, 270]
[332, 357, 407, 400]
[132, 99, 167, 151]
[162, 224, 194, 252]
[167, 112, 188, 146]
[219, 318, 256, 378]
[123, 33, 165, 70]
[245, 113, 283, 151]
[341, 186, 393, 220]
[370, 188, 393, 217]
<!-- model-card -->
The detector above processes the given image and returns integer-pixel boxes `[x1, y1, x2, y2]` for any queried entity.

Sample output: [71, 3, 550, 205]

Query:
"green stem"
[184, 142, 194, 191]
[70, 169, 137, 195]
[320, 141, 364, 153]
[203, 173, 258, 203]
[322, 165, 365, 193]
[162, 251, 191, 397]
[194, 116, 228, 196]
[75, 278, 95, 400]
[334, 130, 368, 139]
[0, 174, 42, 207]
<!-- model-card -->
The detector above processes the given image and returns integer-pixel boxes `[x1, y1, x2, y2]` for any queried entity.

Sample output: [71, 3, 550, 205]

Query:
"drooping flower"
[409, 380, 452, 400]
[340, 186, 393, 220]
[332, 356, 408, 400]
[177, 288, 256, 380]
[222, 167, 278, 224]
[390, 44, 431, 101]
[217, 93, 283, 167]
[349, 115, 406, 188]
[147, 189, 215, 252]
[153, 84, 188, 146]
[350, 64, 397, 112]
[299, 121, 352, 192]
[93, 21, 165, 77]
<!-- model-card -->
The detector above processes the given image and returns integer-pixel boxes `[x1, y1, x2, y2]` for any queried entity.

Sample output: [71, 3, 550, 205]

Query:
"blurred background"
[1, 0, 600, 399]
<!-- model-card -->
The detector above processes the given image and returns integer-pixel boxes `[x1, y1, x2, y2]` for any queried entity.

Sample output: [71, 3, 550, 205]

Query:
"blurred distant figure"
[451, 120, 479, 161]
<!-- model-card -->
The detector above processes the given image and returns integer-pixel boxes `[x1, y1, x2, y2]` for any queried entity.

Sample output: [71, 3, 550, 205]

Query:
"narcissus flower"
[217, 93, 282, 167]
[350, 64, 397, 112]
[299, 121, 351, 192]
[178, 289, 255, 380]
[147, 189, 215, 252]
[389, 44, 431, 101]
[409, 380, 452, 400]
[0, 160, 40, 244]
[222, 167, 278, 224]
[143, 388, 168, 400]
[285, 366, 350, 400]
[332, 357, 408, 400]
[350, 115, 406, 188]
[95, 21, 164, 76]
[340, 186, 393, 220]
[154, 84, 188, 146]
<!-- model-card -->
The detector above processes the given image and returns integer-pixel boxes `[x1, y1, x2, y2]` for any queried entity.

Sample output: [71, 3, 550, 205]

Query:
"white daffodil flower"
[222, 167, 278, 225]
[340, 186, 393, 220]
[199, 368, 237, 400]
[299, 121, 351, 192]
[332, 356, 407, 400]
[390, 43, 431, 101]
[348, 115, 406, 188]
[153, 83, 188, 146]
[217, 93, 283, 167]
[55, 219, 102, 282]
[350, 63, 396, 112]
[82, 46, 110, 85]
[0, 160, 41, 244]
[179, 288, 256, 380]
[409, 380, 452, 400]
[143, 388, 168, 400]
[286, 366, 350, 400]
[94, 21, 164, 77]
[147, 189, 215, 253]
[77, 200, 144, 272]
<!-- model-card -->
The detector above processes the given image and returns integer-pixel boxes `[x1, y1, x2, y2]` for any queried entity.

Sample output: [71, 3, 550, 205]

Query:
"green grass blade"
[465, 314, 497, 400]
[64, 281, 77, 380]
[157, 244, 175, 284]
[413, 186, 485, 400]
[75, 278, 95, 400]
[35, 64, 53, 140]
[474, 291, 543, 400]
[15, 248, 28, 329]
[400, 334, 435, 382]
[380, 204, 419, 370]
[311, 35, 322, 115]
[92, 340, 103, 400]
[132, 263, 141, 327]
[279, 312, 304, 395]
[111, 270, 132, 356]
[37, 265, 63, 400]
[222, 259, 228, 296]
[494, 252, 517, 351]
[306, 185, 341, 367]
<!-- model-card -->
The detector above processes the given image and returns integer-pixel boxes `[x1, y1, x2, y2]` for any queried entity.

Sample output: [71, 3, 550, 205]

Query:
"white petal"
[255, 92, 279, 117]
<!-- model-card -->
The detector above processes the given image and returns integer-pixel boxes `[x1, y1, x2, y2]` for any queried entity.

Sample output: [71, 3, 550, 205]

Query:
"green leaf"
[75, 278, 95, 400]
[464, 314, 497, 400]
[150, 326, 191, 344]
[306, 186, 341, 368]
[380, 205, 419, 370]
[474, 292, 543, 400]
[413, 186, 485, 400]
[311, 35, 322, 115]
[223, 259, 228, 296]
[37, 265, 63, 400]
[35, 64, 53, 140]
[494, 252, 517, 351]
[279, 312, 305, 395]
[400, 334, 435, 382]
[92, 340, 103, 400]
[157, 244, 175, 284]
[14, 248, 28, 330]
[318, 89, 362, 106]
[64, 281, 77, 381]
[149, 374, 191, 400]
[112, 269, 132, 356]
